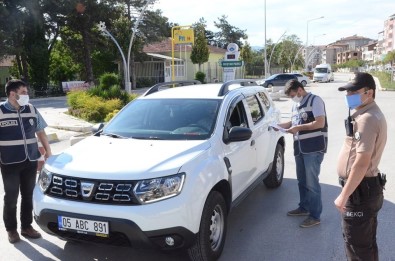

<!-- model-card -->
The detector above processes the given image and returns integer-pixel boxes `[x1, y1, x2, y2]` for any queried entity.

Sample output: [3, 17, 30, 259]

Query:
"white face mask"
[292, 95, 303, 103]
[16, 94, 29, 106]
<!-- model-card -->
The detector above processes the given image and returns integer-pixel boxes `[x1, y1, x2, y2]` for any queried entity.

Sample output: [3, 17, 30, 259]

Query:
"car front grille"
[46, 174, 140, 205]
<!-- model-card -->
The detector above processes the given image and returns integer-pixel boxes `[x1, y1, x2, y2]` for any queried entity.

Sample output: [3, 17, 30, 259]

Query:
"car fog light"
[165, 236, 175, 246]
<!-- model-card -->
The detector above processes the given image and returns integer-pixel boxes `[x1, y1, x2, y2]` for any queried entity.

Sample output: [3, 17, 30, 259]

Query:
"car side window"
[258, 92, 271, 109]
[225, 101, 248, 132]
[246, 95, 264, 124]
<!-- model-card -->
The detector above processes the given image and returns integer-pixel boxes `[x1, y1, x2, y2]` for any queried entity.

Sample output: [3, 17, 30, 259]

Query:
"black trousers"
[342, 177, 384, 261]
[1, 160, 38, 231]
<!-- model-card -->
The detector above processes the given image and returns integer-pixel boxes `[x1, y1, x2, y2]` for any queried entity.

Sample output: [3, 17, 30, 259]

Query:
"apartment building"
[383, 14, 395, 54]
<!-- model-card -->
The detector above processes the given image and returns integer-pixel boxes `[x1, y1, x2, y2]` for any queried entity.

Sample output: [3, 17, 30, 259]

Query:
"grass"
[372, 71, 395, 90]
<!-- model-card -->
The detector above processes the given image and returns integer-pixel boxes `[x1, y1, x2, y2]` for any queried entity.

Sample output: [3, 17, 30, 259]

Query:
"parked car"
[288, 73, 310, 87]
[34, 80, 286, 261]
[260, 73, 297, 92]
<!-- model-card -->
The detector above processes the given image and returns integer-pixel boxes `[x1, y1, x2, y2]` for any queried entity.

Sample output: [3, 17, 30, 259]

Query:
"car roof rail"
[142, 80, 202, 96]
[217, 79, 258, 96]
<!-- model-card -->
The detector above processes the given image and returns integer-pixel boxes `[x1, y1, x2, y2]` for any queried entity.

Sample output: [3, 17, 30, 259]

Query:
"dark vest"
[292, 93, 328, 155]
[0, 103, 40, 164]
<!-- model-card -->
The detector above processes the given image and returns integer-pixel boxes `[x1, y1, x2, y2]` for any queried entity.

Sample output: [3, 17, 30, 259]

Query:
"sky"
[153, 0, 395, 48]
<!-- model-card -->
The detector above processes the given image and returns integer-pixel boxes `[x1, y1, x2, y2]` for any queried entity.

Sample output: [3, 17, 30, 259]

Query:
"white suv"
[34, 80, 285, 261]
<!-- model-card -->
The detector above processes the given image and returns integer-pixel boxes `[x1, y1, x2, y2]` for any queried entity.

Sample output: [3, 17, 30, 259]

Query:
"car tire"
[188, 191, 227, 261]
[268, 83, 273, 88]
[263, 143, 284, 188]
[301, 80, 307, 87]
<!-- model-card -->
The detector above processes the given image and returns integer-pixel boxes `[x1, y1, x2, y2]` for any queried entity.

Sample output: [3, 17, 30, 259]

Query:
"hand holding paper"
[269, 123, 287, 133]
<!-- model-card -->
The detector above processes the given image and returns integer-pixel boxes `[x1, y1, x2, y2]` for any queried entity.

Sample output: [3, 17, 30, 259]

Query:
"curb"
[48, 125, 93, 133]
[47, 132, 59, 143]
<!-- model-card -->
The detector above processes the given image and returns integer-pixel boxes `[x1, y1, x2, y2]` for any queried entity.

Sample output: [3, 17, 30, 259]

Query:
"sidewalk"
[41, 87, 150, 143]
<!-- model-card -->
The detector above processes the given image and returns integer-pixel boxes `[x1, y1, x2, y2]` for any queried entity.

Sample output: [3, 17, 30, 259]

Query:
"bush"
[99, 73, 119, 90]
[67, 90, 123, 122]
[136, 78, 156, 88]
[195, 71, 206, 83]
[104, 109, 120, 122]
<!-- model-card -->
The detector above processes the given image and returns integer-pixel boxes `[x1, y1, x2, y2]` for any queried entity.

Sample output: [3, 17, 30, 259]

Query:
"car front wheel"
[263, 143, 284, 188]
[301, 80, 307, 87]
[188, 191, 227, 261]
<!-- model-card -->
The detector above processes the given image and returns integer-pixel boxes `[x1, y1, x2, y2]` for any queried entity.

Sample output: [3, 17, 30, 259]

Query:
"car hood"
[45, 136, 210, 179]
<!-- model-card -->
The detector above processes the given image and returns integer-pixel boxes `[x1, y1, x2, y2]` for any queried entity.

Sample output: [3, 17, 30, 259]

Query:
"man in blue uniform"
[275, 79, 328, 228]
[0, 79, 52, 243]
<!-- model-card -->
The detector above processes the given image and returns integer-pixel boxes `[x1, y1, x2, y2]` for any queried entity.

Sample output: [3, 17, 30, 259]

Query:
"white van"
[313, 64, 334, 82]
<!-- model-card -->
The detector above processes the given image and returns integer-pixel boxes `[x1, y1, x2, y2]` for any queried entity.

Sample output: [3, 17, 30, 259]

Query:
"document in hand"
[269, 123, 287, 133]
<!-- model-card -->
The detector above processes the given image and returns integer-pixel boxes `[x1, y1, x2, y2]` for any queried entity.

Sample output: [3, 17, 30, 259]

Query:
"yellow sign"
[173, 29, 194, 45]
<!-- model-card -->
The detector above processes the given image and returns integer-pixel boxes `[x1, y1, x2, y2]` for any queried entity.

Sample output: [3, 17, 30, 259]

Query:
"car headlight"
[38, 168, 52, 193]
[133, 173, 185, 204]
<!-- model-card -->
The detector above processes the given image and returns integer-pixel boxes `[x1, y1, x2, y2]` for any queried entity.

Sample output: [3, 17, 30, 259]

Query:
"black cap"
[338, 72, 376, 92]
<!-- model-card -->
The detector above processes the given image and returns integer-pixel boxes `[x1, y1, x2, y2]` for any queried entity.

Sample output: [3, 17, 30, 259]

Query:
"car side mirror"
[227, 126, 252, 142]
[92, 123, 105, 134]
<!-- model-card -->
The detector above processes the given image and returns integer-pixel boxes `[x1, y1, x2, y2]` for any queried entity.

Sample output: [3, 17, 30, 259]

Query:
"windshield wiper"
[101, 132, 127, 139]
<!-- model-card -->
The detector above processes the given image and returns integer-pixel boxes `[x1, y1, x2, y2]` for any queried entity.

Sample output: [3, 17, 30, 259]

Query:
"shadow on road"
[5, 178, 395, 261]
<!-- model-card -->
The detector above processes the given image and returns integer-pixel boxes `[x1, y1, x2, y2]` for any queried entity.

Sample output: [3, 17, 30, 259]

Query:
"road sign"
[221, 60, 243, 68]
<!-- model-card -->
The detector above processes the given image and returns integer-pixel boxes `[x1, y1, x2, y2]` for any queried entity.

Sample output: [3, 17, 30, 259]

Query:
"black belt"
[338, 175, 381, 187]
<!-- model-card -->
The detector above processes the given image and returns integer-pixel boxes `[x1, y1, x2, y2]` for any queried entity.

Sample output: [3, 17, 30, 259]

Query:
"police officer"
[0, 79, 52, 243]
[275, 79, 328, 228]
[334, 72, 387, 260]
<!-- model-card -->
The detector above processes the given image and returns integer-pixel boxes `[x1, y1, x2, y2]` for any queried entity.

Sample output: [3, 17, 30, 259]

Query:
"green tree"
[191, 24, 210, 71]
[49, 41, 81, 84]
[240, 42, 253, 77]
[214, 15, 247, 49]
[383, 50, 395, 67]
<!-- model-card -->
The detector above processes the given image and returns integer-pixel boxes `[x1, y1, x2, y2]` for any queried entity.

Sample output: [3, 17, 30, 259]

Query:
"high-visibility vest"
[0, 103, 40, 164]
[292, 93, 328, 155]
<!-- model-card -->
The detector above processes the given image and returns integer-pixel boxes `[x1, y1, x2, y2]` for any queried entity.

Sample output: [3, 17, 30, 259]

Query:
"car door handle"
[250, 140, 255, 146]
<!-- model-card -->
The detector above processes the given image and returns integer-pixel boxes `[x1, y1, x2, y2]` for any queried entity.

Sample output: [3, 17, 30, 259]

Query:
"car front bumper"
[34, 209, 196, 250]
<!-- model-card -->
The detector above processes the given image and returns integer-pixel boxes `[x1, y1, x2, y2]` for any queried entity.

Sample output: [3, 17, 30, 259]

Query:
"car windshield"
[315, 68, 328, 73]
[103, 99, 221, 140]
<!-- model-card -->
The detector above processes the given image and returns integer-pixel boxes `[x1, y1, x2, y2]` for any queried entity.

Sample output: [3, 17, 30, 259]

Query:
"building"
[325, 35, 373, 65]
[383, 14, 395, 54]
[142, 38, 230, 83]
[0, 55, 14, 85]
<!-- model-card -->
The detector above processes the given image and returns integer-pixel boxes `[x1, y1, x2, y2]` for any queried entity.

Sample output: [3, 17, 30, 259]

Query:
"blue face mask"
[345, 93, 362, 109]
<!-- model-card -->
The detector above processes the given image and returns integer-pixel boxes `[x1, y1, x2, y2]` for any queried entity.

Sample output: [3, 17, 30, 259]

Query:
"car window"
[258, 92, 271, 109]
[103, 99, 221, 140]
[224, 100, 248, 133]
[246, 95, 264, 124]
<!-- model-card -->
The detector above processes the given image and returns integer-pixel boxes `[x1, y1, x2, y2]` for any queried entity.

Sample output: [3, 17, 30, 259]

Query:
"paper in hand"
[269, 123, 287, 133]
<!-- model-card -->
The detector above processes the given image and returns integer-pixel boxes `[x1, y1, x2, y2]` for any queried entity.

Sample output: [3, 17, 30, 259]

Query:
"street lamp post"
[97, 21, 128, 90]
[126, 0, 153, 93]
[97, 0, 153, 94]
[264, 0, 267, 78]
[267, 31, 287, 75]
[305, 16, 324, 71]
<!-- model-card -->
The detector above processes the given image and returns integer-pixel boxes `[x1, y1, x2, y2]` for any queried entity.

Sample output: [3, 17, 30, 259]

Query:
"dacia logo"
[81, 182, 95, 198]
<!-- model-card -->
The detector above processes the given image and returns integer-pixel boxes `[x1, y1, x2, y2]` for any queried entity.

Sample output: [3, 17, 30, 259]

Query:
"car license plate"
[58, 216, 109, 237]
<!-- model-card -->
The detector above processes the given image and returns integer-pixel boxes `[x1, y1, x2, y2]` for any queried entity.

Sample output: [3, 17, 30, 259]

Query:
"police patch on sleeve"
[354, 131, 361, 141]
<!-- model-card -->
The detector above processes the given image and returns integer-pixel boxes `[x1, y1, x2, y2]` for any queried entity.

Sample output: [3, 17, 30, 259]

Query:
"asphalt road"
[1, 73, 395, 261]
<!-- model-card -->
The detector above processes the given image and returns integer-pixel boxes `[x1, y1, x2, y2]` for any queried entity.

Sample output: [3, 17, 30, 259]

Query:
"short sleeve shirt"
[337, 101, 387, 178]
